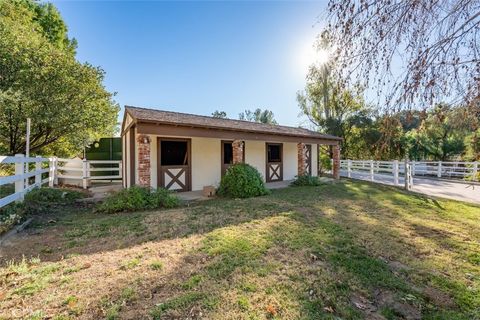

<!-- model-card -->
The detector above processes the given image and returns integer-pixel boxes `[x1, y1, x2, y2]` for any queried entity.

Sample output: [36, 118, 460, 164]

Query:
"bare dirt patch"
[374, 289, 422, 320]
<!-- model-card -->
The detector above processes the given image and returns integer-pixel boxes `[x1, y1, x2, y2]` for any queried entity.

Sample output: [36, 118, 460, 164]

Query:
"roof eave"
[135, 119, 342, 142]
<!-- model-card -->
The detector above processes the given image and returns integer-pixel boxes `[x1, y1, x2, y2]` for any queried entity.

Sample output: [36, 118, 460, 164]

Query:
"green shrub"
[0, 184, 14, 199]
[150, 188, 180, 209]
[98, 186, 151, 213]
[97, 186, 179, 214]
[290, 175, 323, 187]
[217, 163, 269, 198]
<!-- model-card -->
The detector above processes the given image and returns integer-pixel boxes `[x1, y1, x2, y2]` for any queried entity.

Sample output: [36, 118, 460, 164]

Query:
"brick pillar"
[137, 134, 151, 187]
[297, 143, 306, 176]
[232, 140, 244, 164]
[332, 144, 340, 180]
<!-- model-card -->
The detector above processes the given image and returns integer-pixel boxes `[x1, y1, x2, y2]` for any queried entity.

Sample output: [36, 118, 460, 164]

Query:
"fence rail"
[339, 159, 479, 187]
[56, 158, 122, 189]
[0, 155, 122, 209]
[0, 154, 54, 208]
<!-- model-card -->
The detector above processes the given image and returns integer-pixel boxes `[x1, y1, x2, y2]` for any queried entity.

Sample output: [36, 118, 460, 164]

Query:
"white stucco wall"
[191, 137, 221, 190]
[149, 135, 157, 188]
[283, 142, 298, 181]
[124, 131, 131, 187]
[244, 140, 266, 181]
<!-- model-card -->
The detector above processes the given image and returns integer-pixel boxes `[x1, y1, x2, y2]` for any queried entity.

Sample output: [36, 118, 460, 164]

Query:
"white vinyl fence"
[339, 159, 479, 187]
[0, 154, 122, 209]
[0, 154, 54, 208]
[56, 158, 122, 189]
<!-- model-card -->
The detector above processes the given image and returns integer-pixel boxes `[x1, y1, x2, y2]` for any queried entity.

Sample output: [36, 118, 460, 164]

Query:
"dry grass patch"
[0, 180, 479, 319]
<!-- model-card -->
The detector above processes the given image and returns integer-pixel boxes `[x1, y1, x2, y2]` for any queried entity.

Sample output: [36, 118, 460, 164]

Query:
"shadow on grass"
[2, 180, 479, 319]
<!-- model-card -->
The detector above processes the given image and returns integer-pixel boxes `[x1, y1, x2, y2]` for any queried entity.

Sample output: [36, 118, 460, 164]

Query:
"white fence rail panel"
[340, 159, 479, 189]
[0, 154, 52, 208]
[56, 159, 122, 188]
[1, 155, 123, 208]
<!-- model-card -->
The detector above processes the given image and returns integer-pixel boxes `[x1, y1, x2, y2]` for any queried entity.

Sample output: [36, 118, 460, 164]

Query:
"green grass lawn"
[1, 180, 479, 319]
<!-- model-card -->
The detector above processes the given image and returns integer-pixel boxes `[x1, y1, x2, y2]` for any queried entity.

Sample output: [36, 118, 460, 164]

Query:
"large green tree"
[0, 0, 119, 156]
[405, 105, 473, 161]
[297, 62, 375, 159]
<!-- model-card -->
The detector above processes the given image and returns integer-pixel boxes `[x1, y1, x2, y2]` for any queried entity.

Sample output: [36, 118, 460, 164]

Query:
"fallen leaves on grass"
[266, 303, 277, 317]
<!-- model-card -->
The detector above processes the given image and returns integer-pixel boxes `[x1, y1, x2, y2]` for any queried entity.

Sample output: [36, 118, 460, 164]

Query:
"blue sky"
[54, 1, 328, 127]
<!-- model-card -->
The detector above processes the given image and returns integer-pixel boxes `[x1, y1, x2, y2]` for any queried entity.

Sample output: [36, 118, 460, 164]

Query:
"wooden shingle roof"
[125, 106, 342, 141]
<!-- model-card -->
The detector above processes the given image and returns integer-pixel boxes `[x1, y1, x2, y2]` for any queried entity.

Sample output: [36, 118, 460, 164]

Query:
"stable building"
[121, 106, 341, 191]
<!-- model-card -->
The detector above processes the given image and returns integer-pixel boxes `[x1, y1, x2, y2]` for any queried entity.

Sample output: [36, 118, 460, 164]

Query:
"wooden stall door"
[158, 139, 191, 192]
[266, 143, 283, 182]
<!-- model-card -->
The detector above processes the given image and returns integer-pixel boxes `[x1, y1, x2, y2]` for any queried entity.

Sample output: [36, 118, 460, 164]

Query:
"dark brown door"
[221, 141, 233, 177]
[266, 143, 283, 182]
[157, 138, 191, 192]
[305, 144, 312, 175]
[221, 140, 244, 176]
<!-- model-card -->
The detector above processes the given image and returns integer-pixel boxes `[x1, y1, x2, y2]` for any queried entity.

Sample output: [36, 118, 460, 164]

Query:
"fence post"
[347, 160, 352, 178]
[369, 160, 374, 181]
[393, 160, 399, 186]
[437, 161, 442, 178]
[14, 154, 25, 202]
[473, 162, 478, 181]
[35, 156, 42, 187]
[404, 159, 412, 190]
[53, 157, 58, 185]
[49, 158, 54, 187]
[118, 161, 123, 179]
[412, 161, 416, 176]
[82, 159, 88, 189]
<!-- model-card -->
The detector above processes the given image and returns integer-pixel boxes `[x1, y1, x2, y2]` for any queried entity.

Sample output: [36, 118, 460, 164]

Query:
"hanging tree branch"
[324, 0, 480, 111]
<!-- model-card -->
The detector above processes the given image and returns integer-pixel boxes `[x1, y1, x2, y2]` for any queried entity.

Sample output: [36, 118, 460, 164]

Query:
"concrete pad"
[266, 180, 292, 189]
[176, 190, 210, 201]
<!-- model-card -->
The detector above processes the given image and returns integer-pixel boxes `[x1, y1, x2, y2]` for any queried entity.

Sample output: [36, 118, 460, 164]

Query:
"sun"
[297, 41, 331, 73]
[316, 48, 331, 65]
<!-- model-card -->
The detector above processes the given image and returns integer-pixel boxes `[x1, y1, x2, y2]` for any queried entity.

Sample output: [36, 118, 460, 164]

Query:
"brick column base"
[332, 144, 340, 180]
[232, 140, 244, 164]
[137, 134, 151, 187]
[297, 143, 306, 176]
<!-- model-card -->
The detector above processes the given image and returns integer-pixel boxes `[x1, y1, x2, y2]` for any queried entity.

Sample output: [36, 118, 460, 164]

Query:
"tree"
[464, 129, 480, 161]
[343, 110, 381, 159]
[239, 108, 277, 124]
[212, 110, 227, 119]
[297, 63, 372, 159]
[0, 0, 119, 156]
[407, 104, 470, 160]
[325, 0, 480, 109]
[30, 1, 77, 54]
[374, 116, 409, 160]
